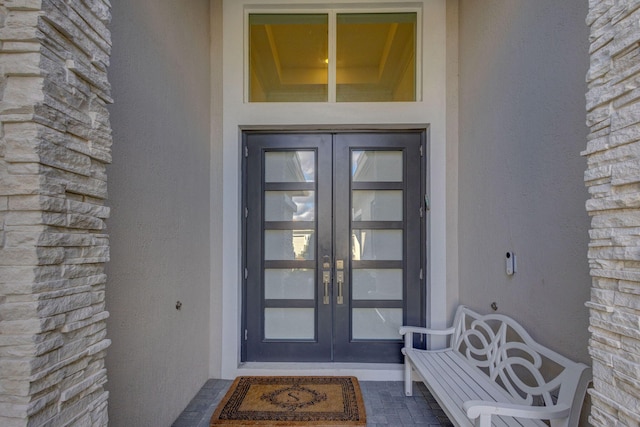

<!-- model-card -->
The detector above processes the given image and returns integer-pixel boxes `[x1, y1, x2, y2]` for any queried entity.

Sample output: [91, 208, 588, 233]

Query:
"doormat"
[210, 376, 366, 426]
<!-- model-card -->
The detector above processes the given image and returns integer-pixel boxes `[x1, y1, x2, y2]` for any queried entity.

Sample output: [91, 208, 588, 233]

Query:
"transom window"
[248, 10, 418, 103]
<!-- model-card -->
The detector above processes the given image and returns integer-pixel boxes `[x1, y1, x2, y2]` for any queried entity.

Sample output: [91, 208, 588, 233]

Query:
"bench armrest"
[399, 326, 456, 350]
[399, 326, 456, 336]
[463, 400, 571, 426]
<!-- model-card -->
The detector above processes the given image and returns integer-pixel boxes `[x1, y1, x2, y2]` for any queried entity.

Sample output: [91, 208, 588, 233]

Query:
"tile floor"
[171, 379, 453, 427]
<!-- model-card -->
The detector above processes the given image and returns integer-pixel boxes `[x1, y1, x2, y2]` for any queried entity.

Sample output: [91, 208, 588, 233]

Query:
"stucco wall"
[105, 1, 212, 426]
[458, 0, 591, 363]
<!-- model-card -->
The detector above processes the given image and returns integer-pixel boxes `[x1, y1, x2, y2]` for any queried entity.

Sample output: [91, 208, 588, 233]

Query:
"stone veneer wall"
[584, 0, 640, 425]
[0, 1, 112, 426]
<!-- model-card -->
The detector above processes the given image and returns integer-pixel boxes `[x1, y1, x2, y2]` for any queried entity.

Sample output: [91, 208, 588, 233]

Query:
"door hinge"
[419, 206, 423, 218]
[419, 145, 423, 157]
[419, 268, 423, 280]
[244, 146, 248, 157]
[424, 195, 430, 211]
[244, 268, 248, 279]
[245, 329, 248, 340]
[245, 207, 248, 218]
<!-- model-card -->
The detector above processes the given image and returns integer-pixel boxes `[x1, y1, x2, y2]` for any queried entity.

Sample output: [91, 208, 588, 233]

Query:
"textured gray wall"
[105, 1, 212, 425]
[458, 0, 591, 363]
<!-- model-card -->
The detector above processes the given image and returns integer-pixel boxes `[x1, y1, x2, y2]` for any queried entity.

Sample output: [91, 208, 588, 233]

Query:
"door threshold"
[232, 362, 403, 381]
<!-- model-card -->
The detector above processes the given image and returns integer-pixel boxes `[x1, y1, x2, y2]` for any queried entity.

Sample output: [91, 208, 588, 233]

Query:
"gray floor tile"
[171, 380, 452, 427]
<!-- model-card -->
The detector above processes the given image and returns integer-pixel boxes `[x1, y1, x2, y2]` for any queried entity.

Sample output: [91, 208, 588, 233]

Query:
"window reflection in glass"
[352, 229, 402, 261]
[265, 151, 315, 183]
[265, 230, 315, 260]
[265, 191, 315, 222]
[352, 151, 403, 182]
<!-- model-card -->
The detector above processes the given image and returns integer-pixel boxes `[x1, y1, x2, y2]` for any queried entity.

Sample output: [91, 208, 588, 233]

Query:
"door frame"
[241, 130, 427, 363]
[217, 0, 456, 380]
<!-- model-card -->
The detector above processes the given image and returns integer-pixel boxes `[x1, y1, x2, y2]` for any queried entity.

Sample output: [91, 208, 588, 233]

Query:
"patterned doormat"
[210, 376, 366, 426]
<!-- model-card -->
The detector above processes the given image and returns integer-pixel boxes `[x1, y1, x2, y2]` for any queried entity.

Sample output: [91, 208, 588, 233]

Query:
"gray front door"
[243, 131, 425, 363]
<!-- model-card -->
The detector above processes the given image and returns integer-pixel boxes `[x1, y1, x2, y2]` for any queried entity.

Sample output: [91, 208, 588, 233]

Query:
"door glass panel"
[352, 151, 402, 182]
[352, 190, 402, 221]
[265, 151, 315, 183]
[265, 308, 315, 339]
[352, 308, 402, 339]
[265, 230, 315, 260]
[352, 229, 402, 260]
[249, 14, 328, 102]
[265, 269, 315, 299]
[265, 191, 315, 222]
[336, 13, 416, 102]
[352, 269, 402, 300]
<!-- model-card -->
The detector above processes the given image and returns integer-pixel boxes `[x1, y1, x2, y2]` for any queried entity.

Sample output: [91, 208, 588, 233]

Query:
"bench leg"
[475, 414, 491, 427]
[404, 356, 412, 396]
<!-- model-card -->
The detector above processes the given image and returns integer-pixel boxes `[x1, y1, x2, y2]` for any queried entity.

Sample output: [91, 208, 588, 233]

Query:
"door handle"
[322, 256, 331, 305]
[336, 271, 344, 304]
[322, 271, 330, 305]
[336, 259, 344, 305]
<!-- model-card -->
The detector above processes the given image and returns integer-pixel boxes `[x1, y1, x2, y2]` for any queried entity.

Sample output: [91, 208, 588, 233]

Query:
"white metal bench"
[400, 306, 591, 427]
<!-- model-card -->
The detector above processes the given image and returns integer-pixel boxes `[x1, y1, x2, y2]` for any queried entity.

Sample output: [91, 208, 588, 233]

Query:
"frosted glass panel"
[265, 151, 315, 183]
[352, 308, 402, 340]
[265, 308, 315, 339]
[265, 269, 315, 300]
[265, 191, 315, 222]
[353, 269, 402, 300]
[352, 151, 402, 182]
[352, 229, 402, 260]
[265, 230, 315, 260]
[352, 190, 402, 221]
[336, 13, 416, 102]
[249, 14, 328, 102]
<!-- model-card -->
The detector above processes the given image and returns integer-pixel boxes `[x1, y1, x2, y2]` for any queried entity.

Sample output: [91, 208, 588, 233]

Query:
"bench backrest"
[449, 306, 591, 424]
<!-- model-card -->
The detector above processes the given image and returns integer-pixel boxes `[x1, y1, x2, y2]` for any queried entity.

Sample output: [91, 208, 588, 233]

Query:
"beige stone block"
[38, 293, 93, 317]
[592, 211, 640, 228]
[67, 199, 109, 218]
[619, 280, 640, 295]
[64, 306, 96, 323]
[586, 192, 640, 211]
[63, 264, 104, 280]
[610, 123, 640, 147]
[612, 103, 640, 132]
[586, 141, 640, 168]
[0, 314, 65, 334]
[593, 268, 640, 282]
[61, 311, 108, 333]
[611, 158, 640, 184]
[589, 344, 615, 366]
[1, 76, 44, 110]
[592, 288, 617, 306]
[66, 213, 105, 230]
[0, 174, 41, 196]
[585, 164, 613, 182]
[0, 378, 30, 397]
[0, 41, 41, 53]
[8, 195, 66, 212]
[614, 291, 640, 312]
[4, 211, 62, 227]
[3, 1, 43, 12]
[60, 369, 106, 403]
[587, 183, 613, 197]
[0, 247, 39, 265]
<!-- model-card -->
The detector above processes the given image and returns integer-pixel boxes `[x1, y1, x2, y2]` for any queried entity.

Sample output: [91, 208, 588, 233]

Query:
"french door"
[243, 131, 425, 363]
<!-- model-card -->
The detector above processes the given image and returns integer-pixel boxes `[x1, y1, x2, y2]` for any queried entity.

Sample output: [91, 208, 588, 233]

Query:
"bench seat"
[405, 348, 545, 427]
[400, 306, 591, 427]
